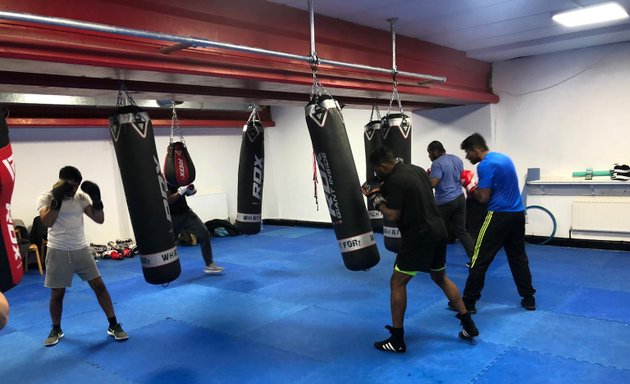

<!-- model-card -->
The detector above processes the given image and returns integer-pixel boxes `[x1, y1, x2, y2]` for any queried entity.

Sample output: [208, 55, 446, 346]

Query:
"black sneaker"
[44, 327, 64, 347]
[374, 325, 406, 353]
[463, 299, 477, 314]
[521, 296, 536, 311]
[456, 313, 479, 339]
[107, 323, 129, 341]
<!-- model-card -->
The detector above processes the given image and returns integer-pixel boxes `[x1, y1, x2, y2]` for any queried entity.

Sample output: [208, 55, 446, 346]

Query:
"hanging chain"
[387, 72, 404, 115]
[369, 104, 381, 121]
[115, 83, 137, 111]
[169, 102, 185, 145]
[247, 104, 260, 123]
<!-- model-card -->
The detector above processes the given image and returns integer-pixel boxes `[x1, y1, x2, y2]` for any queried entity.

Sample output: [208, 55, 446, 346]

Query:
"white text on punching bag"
[5, 203, 21, 262]
[153, 155, 172, 223]
[252, 155, 263, 200]
[316, 153, 341, 220]
[2, 155, 15, 181]
[175, 149, 186, 180]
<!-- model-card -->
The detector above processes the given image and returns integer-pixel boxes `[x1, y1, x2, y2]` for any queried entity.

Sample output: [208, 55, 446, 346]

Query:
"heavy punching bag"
[236, 109, 264, 234]
[0, 110, 22, 292]
[381, 111, 412, 253]
[163, 104, 196, 187]
[109, 90, 180, 285]
[305, 90, 380, 271]
[364, 105, 383, 233]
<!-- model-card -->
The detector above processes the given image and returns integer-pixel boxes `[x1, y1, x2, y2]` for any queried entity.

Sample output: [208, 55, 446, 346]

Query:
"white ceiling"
[268, 0, 630, 61]
[2, 0, 630, 112]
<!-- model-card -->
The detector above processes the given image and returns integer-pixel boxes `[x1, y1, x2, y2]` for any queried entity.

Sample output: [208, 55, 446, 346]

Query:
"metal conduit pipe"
[0, 10, 447, 84]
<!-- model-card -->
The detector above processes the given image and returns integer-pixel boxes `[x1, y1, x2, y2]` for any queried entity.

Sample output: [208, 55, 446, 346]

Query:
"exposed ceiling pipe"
[0, 10, 446, 84]
[0, 93, 249, 111]
[388, 17, 398, 76]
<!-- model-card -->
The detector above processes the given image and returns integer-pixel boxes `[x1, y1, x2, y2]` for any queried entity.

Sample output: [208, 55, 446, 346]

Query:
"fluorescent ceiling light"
[552, 2, 629, 27]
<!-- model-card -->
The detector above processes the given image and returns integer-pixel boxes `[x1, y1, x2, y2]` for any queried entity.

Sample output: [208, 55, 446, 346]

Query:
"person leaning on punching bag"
[167, 183, 224, 274]
[37, 166, 128, 346]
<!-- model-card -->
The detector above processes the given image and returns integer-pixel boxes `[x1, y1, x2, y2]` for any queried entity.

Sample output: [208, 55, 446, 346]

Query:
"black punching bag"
[364, 112, 383, 233]
[305, 94, 380, 271]
[236, 118, 264, 234]
[381, 112, 412, 252]
[0, 111, 22, 292]
[110, 101, 181, 285]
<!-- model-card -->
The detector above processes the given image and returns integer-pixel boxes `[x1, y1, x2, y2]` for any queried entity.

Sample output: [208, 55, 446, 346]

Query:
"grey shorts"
[44, 247, 100, 288]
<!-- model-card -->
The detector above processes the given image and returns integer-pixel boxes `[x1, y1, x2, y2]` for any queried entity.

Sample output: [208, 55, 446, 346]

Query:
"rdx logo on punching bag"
[175, 149, 186, 179]
[153, 155, 172, 223]
[2, 154, 16, 181]
[252, 154, 263, 200]
[5, 203, 21, 262]
[316, 152, 341, 220]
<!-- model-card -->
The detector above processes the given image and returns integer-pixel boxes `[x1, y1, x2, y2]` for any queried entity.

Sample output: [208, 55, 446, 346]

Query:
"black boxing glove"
[361, 178, 386, 209]
[50, 180, 73, 210]
[81, 180, 103, 210]
[361, 178, 382, 197]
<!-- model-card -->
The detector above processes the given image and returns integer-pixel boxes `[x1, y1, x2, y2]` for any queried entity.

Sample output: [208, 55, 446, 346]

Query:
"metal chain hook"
[170, 102, 185, 145]
[388, 71, 404, 115]
[309, 52, 321, 98]
[247, 104, 260, 123]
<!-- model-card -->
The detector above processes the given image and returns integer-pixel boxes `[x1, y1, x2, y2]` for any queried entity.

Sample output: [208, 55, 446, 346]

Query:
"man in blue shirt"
[427, 141, 475, 263]
[459, 133, 536, 314]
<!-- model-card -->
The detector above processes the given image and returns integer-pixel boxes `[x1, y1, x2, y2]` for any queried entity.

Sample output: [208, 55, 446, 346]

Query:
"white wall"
[411, 104, 493, 170]
[492, 42, 630, 240]
[9, 41, 630, 244]
[265, 106, 374, 223]
[492, 42, 630, 177]
[10, 125, 242, 244]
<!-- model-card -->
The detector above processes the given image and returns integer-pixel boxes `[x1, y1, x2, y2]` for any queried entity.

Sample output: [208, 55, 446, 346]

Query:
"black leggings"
[171, 209, 214, 266]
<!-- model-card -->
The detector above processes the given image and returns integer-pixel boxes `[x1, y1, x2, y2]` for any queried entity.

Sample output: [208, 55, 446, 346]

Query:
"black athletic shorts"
[395, 229, 447, 275]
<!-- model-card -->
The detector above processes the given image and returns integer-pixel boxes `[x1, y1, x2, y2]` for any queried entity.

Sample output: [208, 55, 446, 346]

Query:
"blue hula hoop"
[525, 205, 557, 245]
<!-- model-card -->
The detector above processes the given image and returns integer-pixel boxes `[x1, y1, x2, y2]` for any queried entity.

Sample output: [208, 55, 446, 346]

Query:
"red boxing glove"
[460, 170, 477, 195]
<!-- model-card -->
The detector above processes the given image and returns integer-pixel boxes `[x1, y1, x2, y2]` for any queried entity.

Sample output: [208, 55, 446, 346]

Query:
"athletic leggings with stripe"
[463, 210, 536, 302]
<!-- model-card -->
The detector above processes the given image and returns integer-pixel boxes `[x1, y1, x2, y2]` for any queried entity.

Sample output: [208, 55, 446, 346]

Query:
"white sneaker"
[204, 263, 224, 274]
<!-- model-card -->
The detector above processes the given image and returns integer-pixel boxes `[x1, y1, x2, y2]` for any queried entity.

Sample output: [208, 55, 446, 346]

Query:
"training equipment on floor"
[163, 103, 196, 187]
[109, 88, 180, 285]
[305, 84, 380, 271]
[364, 105, 383, 233]
[524, 205, 557, 245]
[0, 111, 22, 292]
[236, 107, 265, 235]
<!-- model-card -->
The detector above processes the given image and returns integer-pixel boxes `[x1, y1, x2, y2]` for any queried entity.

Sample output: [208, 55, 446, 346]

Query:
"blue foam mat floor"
[1, 225, 629, 383]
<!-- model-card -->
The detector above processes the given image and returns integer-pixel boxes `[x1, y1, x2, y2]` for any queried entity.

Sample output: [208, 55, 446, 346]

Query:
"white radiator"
[571, 197, 630, 237]
[185, 192, 229, 222]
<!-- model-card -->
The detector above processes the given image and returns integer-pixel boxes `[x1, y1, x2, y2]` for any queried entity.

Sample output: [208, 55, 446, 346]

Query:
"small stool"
[24, 244, 43, 275]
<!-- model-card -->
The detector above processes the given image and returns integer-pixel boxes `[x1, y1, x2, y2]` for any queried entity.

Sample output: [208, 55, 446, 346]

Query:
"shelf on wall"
[525, 168, 630, 196]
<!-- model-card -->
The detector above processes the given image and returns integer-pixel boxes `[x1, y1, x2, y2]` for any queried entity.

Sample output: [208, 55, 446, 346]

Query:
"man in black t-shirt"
[167, 184, 223, 274]
[362, 148, 478, 353]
